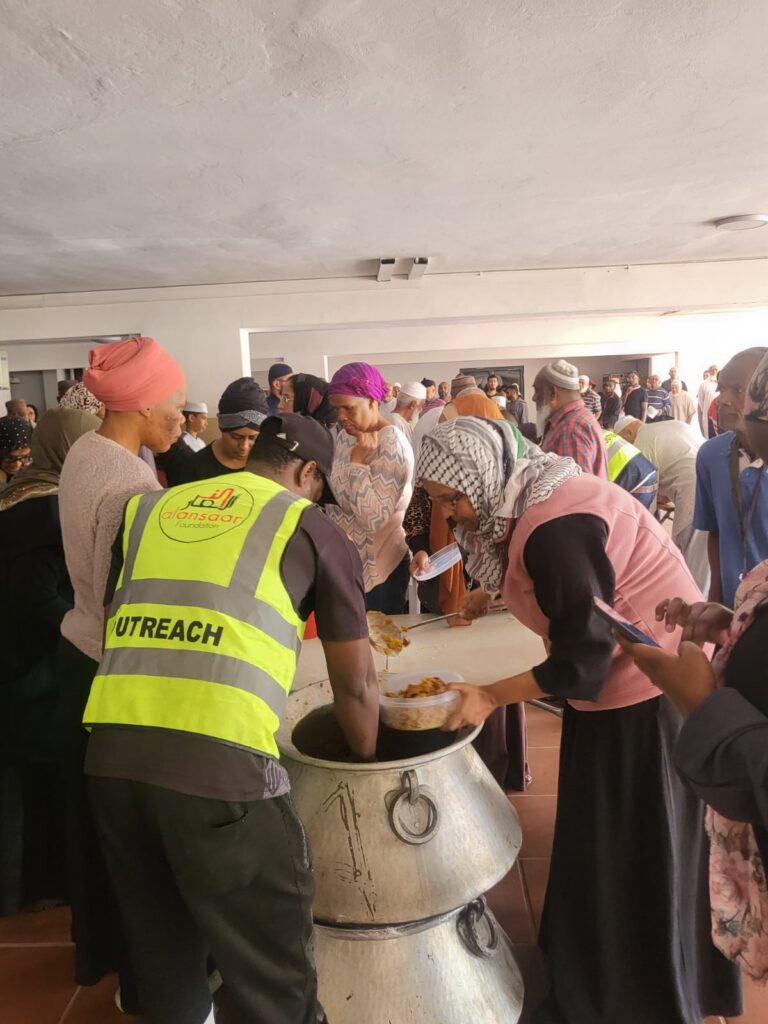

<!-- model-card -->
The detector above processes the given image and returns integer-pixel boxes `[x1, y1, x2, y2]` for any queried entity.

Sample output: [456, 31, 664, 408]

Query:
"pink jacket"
[503, 474, 706, 711]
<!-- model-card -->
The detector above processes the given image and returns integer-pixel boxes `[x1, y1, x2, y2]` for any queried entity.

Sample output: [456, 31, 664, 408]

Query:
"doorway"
[10, 370, 47, 415]
[460, 364, 525, 393]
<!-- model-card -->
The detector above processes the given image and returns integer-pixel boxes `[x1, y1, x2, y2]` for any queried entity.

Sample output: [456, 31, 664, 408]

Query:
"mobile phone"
[592, 596, 661, 648]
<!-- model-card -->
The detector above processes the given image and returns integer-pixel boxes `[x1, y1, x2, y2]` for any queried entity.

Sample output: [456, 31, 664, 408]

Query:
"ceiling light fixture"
[713, 214, 768, 231]
[408, 257, 429, 281]
[375, 256, 430, 282]
[377, 258, 395, 283]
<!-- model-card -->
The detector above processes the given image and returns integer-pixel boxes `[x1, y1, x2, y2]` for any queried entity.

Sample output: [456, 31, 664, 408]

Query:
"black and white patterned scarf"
[416, 417, 581, 591]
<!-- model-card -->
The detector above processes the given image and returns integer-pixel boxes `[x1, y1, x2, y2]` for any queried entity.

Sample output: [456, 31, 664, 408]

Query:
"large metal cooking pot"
[315, 898, 524, 1024]
[277, 681, 522, 925]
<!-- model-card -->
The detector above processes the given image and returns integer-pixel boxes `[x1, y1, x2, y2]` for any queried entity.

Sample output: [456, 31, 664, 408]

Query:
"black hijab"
[291, 374, 337, 428]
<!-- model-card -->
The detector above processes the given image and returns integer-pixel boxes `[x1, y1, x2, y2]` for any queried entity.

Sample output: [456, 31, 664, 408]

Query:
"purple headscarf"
[328, 362, 388, 402]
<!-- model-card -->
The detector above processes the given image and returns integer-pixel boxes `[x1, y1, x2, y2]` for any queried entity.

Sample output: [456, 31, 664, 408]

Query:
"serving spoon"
[367, 608, 507, 664]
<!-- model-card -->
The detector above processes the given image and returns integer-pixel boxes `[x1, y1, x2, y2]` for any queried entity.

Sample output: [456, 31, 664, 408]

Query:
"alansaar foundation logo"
[158, 484, 254, 542]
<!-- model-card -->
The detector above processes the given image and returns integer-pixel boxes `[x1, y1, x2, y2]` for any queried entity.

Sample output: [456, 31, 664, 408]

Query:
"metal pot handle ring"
[388, 769, 440, 845]
[457, 898, 499, 958]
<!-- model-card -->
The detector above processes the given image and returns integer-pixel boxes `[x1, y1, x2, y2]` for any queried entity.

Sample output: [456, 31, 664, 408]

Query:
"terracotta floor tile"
[0, 905, 72, 946]
[0, 947, 76, 1024]
[525, 745, 560, 795]
[509, 795, 557, 858]
[512, 942, 549, 1024]
[520, 858, 550, 931]
[524, 706, 563, 748]
[60, 975, 133, 1024]
[485, 863, 536, 943]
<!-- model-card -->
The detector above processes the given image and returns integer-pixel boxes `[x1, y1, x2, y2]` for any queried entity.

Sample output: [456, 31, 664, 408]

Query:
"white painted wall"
[0, 261, 766, 410]
[253, 311, 767, 405]
[4, 339, 94, 373]
[0, 350, 10, 409]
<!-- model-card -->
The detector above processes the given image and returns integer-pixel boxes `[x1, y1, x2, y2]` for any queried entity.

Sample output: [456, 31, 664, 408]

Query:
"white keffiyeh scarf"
[416, 417, 581, 591]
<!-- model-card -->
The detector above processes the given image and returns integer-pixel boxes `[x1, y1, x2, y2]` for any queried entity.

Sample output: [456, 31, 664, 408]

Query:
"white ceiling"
[2, 0, 768, 296]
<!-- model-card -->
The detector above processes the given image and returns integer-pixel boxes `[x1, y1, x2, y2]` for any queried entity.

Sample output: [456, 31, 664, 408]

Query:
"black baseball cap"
[252, 413, 336, 505]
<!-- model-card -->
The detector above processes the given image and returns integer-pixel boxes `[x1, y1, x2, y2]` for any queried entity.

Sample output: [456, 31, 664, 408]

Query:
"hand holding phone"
[592, 596, 661, 648]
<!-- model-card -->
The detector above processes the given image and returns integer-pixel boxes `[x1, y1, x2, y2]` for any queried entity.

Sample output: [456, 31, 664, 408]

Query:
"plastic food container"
[379, 669, 464, 731]
[412, 543, 462, 582]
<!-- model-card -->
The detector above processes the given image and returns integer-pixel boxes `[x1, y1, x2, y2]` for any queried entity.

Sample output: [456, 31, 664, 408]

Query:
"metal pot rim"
[279, 718, 481, 771]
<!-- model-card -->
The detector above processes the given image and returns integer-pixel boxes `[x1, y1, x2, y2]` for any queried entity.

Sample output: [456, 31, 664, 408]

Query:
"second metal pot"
[315, 899, 525, 1024]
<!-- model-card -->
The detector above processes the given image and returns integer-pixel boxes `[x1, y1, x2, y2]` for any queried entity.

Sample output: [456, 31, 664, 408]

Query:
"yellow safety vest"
[604, 431, 637, 483]
[83, 473, 311, 759]
[604, 431, 658, 501]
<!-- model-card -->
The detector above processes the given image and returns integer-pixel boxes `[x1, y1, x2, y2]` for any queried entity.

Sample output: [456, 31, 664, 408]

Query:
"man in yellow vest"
[83, 413, 379, 1024]
[603, 427, 658, 510]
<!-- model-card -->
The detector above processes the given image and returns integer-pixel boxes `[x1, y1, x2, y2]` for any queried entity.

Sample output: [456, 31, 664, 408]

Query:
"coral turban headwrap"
[84, 337, 186, 412]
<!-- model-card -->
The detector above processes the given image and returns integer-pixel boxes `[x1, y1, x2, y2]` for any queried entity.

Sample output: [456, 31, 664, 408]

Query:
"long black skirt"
[473, 703, 529, 792]
[534, 695, 741, 1024]
[57, 637, 140, 1010]
[1, 664, 67, 915]
[0, 763, 66, 915]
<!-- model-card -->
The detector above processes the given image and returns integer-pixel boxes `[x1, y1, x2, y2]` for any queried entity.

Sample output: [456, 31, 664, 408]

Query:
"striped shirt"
[541, 400, 609, 478]
[581, 388, 602, 419]
[646, 387, 671, 419]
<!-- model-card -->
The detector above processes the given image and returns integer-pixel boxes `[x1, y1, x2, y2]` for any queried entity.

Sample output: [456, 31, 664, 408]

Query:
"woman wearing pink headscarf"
[57, 337, 185, 1010]
[327, 362, 414, 614]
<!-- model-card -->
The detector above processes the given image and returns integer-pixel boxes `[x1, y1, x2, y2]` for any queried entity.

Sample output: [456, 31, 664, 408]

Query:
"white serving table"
[293, 612, 546, 692]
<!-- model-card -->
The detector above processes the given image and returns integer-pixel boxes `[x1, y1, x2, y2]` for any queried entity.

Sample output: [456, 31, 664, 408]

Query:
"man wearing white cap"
[411, 392, 445, 461]
[534, 360, 608, 478]
[181, 402, 209, 452]
[387, 381, 426, 440]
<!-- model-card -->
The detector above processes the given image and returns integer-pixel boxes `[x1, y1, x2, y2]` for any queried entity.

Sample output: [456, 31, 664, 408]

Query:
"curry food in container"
[379, 669, 463, 731]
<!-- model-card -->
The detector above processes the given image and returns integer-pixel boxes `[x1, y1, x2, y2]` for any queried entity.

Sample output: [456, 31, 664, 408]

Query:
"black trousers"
[89, 777, 323, 1024]
[365, 554, 410, 615]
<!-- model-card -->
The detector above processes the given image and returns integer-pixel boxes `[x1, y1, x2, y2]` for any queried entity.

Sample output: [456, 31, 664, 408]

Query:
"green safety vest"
[83, 473, 311, 759]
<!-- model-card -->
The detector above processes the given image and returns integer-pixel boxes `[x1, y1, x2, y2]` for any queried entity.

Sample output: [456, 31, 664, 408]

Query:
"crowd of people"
[0, 338, 767, 1024]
